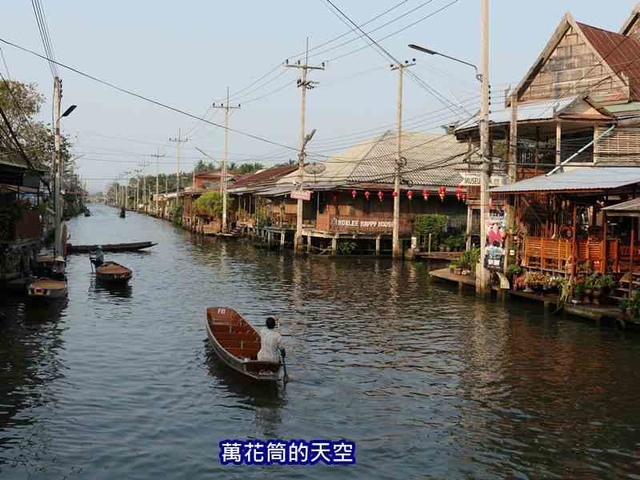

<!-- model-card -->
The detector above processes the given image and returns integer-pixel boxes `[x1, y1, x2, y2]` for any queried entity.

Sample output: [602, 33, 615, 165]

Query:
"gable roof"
[228, 165, 297, 191]
[620, 3, 640, 35]
[278, 131, 469, 189]
[511, 13, 640, 105]
[578, 22, 640, 100]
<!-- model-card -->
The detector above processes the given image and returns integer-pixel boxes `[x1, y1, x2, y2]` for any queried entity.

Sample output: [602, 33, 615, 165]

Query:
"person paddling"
[257, 316, 285, 363]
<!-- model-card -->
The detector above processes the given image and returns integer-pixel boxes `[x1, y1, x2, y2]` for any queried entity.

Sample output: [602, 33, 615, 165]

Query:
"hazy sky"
[2, 0, 638, 192]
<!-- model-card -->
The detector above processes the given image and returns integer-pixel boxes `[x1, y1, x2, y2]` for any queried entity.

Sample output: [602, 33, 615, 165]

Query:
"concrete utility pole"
[169, 129, 188, 203]
[286, 38, 324, 252]
[52, 77, 63, 259]
[390, 60, 415, 259]
[212, 87, 241, 232]
[477, 0, 491, 295]
[151, 149, 165, 215]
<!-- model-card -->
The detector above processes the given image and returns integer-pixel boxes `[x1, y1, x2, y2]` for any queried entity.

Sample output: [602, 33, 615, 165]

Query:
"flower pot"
[592, 288, 602, 306]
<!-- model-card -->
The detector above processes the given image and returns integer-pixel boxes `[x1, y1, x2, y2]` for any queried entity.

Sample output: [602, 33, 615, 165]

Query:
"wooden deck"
[429, 268, 476, 288]
[414, 251, 462, 261]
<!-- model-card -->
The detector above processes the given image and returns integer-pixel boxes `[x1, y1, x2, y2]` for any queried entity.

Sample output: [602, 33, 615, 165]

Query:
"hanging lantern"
[456, 185, 463, 201]
[377, 191, 384, 202]
[351, 189, 357, 199]
[462, 192, 467, 202]
[407, 190, 414, 200]
[439, 186, 446, 202]
[332, 194, 338, 203]
[422, 189, 429, 201]
[392, 191, 398, 197]
[364, 191, 370, 201]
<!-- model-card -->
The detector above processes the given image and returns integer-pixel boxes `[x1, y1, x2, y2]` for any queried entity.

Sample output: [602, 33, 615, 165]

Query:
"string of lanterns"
[344, 186, 467, 202]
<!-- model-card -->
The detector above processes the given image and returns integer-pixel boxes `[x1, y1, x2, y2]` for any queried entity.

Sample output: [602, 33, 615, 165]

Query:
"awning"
[602, 197, 640, 216]
[491, 167, 640, 194]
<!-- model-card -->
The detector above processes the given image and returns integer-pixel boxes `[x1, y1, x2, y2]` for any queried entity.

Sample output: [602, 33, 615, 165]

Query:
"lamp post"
[409, 0, 490, 295]
[52, 75, 76, 259]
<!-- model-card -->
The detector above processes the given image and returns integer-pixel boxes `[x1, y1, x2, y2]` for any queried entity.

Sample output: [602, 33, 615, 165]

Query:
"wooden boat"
[67, 241, 157, 253]
[84, 209, 91, 217]
[205, 307, 282, 382]
[95, 261, 132, 284]
[27, 256, 68, 300]
[27, 278, 68, 300]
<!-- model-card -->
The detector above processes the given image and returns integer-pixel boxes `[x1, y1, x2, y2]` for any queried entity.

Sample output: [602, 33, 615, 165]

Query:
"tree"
[231, 162, 265, 175]
[193, 191, 224, 217]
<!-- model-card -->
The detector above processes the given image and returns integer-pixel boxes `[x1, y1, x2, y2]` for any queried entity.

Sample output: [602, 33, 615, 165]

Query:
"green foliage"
[171, 204, 183, 226]
[443, 233, 465, 251]
[193, 191, 224, 217]
[506, 264, 522, 278]
[457, 247, 481, 271]
[337, 241, 357, 255]
[414, 214, 448, 245]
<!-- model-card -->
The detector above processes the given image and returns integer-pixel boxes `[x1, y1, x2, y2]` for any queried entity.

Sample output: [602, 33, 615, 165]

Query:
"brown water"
[1, 204, 640, 479]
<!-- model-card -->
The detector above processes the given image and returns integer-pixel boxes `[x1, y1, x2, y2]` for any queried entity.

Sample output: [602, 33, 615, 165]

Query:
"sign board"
[290, 190, 312, 201]
[459, 171, 507, 187]
[484, 210, 506, 271]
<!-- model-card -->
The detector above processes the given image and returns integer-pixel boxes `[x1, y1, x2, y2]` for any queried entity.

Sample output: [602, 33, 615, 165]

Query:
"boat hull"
[67, 241, 157, 253]
[205, 307, 281, 382]
[27, 278, 68, 301]
[95, 262, 132, 284]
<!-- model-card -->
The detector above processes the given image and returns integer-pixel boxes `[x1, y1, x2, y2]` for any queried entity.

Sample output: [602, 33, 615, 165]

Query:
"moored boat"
[95, 261, 132, 284]
[205, 307, 281, 382]
[27, 255, 68, 301]
[67, 241, 157, 253]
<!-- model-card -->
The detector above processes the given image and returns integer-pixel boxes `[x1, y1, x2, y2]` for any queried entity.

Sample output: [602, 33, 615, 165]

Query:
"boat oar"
[279, 347, 289, 383]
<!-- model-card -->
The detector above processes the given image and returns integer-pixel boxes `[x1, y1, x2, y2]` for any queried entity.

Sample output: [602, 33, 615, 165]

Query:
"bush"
[337, 241, 357, 255]
[457, 247, 481, 271]
[414, 214, 448, 246]
[193, 191, 224, 217]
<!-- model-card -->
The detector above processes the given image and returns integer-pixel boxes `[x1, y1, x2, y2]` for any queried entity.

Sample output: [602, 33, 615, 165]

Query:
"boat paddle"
[279, 347, 289, 383]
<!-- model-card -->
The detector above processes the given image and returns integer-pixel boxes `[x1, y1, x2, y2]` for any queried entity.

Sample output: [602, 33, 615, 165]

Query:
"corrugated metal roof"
[602, 197, 640, 213]
[456, 97, 577, 132]
[492, 167, 640, 194]
[278, 131, 468, 189]
[579, 22, 640, 100]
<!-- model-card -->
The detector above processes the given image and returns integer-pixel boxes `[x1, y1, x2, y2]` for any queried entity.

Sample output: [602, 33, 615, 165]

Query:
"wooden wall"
[594, 126, 640, 165]
[520, 26, 628, 103]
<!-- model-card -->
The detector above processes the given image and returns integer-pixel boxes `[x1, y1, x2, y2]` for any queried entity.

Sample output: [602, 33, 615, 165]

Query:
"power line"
[0, 37, 312, 156]
[30, 0, 58, 77]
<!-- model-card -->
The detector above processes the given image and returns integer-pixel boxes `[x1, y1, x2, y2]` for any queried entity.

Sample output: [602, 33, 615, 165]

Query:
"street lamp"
[409, 14, 491, 296]
[408, 44, 481, 81]
[60, 104, 77, 118]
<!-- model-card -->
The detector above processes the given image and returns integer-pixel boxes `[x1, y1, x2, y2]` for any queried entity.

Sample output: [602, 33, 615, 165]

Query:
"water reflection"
[204, 343, 285, 438]
[0, 295, 65, 466]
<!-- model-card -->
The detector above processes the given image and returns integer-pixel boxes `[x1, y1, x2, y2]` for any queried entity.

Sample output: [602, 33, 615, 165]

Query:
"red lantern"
[407, 190, 414, 200]
[377, 191, 384, 202]
[456, 185, 463, 201]
[392, 191, 398, 197]
[351, 189, 357, 199]
[439, 186, 446, 202]
[332, 194, 338, 203]
[422, 189, 429, 201]
[462, 192, 467, 202]
[364, 191, 370, 201]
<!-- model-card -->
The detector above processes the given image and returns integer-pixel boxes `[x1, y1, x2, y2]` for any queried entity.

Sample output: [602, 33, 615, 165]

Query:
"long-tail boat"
[67, 241, 157, 253]
[27, 255, 67, 301]
[205, 307, 282, 382]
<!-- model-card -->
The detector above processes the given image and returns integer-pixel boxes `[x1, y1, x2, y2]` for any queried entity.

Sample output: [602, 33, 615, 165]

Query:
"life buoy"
[559, 225, 573, 239]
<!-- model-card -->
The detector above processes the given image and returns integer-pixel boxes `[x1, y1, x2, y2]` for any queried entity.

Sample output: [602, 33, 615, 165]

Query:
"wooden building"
[461, 5, 640, 290]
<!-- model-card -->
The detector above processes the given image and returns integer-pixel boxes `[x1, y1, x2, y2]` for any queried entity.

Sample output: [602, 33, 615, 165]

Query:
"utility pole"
[285, 38, 324, 252]
[390, 60, 415, 259]
[212, 87, 241, 232]
[476, 0, 491, 295]
[53, 76, 63, 259]
[169, 129, 188, 203]
[151, 149, 165, 215]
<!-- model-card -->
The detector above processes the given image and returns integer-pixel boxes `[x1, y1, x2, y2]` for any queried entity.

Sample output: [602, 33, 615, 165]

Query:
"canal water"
[1, 205, 640, 479]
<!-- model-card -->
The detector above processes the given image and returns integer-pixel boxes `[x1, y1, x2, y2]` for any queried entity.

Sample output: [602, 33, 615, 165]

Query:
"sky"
[2, 0, 638, 192]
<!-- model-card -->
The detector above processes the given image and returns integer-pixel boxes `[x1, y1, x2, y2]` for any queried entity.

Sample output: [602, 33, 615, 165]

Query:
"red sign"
[290, 190, 312, 201]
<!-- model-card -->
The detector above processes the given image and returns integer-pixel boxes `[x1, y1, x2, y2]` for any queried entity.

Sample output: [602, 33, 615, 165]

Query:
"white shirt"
[257, 328, 282, 362]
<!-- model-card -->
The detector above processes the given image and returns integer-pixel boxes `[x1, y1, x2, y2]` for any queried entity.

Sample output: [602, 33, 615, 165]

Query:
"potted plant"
[506, 264, 522, 283]
[583, 275, 595, 304]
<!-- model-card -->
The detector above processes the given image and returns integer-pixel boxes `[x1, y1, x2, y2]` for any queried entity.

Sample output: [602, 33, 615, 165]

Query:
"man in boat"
[257, 317, 285, 363]
[91, 246, 104, 268]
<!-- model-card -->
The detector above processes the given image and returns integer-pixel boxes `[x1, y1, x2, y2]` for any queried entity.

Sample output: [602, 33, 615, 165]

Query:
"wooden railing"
[522, 236, 640, 274]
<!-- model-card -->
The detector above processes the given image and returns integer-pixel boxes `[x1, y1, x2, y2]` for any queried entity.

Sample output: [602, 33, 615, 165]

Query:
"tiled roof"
[578, 22, 640, 100]
[228, 165, 298, 191]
